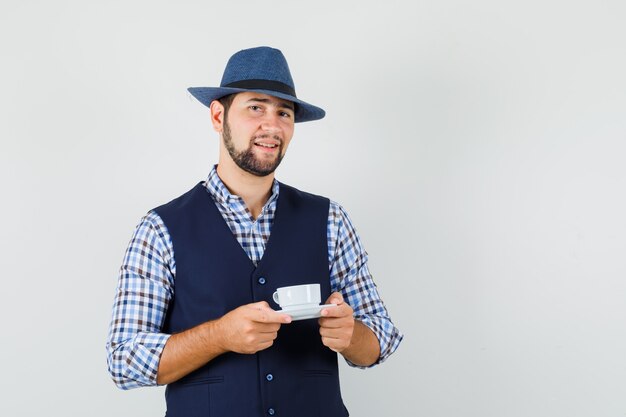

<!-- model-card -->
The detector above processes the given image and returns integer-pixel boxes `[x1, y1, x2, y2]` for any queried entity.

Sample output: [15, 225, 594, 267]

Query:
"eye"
[280, 111, 293, 118]
[249, 105, 262, 112]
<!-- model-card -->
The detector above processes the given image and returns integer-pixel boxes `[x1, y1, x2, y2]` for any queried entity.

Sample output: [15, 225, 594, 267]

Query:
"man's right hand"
[157, 301, 292, 385]
[215, 301, 292, 354]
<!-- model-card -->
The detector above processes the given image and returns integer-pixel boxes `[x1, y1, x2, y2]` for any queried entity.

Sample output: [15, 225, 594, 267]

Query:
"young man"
[106, 46, 402, 417]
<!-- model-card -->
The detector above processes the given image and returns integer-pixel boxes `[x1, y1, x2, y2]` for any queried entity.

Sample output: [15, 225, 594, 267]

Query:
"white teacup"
[273, 284, 321, 310]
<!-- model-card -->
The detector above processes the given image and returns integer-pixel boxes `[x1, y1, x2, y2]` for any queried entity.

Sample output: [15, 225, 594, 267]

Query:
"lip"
[254, 142, 279, 152]
[253, 138, 281, 153]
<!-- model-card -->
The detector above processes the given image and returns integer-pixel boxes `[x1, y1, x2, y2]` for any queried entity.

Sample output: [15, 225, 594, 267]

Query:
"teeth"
[256, 143, 277, 148]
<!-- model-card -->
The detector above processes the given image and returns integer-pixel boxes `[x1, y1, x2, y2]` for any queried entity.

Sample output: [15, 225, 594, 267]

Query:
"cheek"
[282, 125, 295, 142]
[282, 136, 293, 151]
[230, 124, 255, 143]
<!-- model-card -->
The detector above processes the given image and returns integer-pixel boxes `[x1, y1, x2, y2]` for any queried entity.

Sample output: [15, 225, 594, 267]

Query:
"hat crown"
[220, 46, 295, 90]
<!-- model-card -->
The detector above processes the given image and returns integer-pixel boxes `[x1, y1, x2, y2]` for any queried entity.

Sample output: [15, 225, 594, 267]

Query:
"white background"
[2, 1, 626, 416]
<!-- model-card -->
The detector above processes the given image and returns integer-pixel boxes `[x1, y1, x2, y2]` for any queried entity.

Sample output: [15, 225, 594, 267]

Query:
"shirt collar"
[204, 165, 280, 209]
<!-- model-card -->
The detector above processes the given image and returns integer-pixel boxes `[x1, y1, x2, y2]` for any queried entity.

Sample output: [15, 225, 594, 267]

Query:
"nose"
[260, 112, 282, 134]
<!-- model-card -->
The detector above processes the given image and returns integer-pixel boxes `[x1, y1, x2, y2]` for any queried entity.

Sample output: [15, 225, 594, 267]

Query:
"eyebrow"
[246, 97, 295, 111]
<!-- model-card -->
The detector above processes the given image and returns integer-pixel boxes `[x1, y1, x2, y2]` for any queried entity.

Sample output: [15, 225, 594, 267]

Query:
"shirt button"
[258, 277, 266, 285]
[268, 408, 275, 415]
[266, 373, 273, 381]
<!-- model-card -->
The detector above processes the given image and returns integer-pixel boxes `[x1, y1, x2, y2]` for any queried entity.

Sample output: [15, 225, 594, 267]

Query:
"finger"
[254, 308, 292, 324]
[320, 307, 340, 318]
[320, 336, 343, 353]
[253, 301, 272, 310]
[247, 338, 276, 354]
[318, 317, 347, 328]
[320, 303, 352, 318]
[319, 315, 354, 332]
[320, 303, 344, 317]
[256, 340, 275, 352]
[256, 323, 283, 333]
[324, 291, 344, 305]
[258, 331, 279, 342]
[319, 327, 345, 338]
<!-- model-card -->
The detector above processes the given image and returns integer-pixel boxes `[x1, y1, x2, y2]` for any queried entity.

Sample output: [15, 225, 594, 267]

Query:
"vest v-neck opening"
[199, 182, 285, 271]
[197, 184, 258, 270]
[253, 183, 285, 273]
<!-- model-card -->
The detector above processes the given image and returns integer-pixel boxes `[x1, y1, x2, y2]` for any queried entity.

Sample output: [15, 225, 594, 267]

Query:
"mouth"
[253, 137, 281, 152]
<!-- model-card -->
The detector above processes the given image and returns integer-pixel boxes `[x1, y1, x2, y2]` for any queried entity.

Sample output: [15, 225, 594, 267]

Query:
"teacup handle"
[272, 291, 279, 304]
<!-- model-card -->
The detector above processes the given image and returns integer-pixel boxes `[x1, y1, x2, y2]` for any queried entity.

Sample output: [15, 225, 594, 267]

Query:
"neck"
[216, 158, 275, 220]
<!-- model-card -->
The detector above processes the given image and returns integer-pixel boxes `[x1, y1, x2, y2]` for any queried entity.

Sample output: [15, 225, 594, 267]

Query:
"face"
[220, 92, 295, 177]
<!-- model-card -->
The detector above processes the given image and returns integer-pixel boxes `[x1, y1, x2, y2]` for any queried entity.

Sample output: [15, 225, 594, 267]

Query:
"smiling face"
[217, 92, 295, 177]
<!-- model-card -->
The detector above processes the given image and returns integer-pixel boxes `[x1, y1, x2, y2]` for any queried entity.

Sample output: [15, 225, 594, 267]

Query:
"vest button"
[258, 277, 266, 285]
[268, 408, 275, 415]
[266, 373, 273, 381]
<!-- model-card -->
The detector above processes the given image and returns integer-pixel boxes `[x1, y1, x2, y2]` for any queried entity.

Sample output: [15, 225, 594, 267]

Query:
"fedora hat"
[188, 46, 325, 123]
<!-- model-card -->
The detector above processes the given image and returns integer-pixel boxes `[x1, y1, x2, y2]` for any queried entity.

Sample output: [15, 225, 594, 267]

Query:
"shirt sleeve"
[327, 201, 403, 368]
[106, 211, 175, 389]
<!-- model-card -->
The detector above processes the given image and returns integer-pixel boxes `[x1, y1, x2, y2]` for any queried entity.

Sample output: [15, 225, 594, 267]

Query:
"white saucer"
[278, 304, 337, 321]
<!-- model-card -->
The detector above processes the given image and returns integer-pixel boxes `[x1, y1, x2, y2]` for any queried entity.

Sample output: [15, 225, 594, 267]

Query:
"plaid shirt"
[106, 167, 403, 389]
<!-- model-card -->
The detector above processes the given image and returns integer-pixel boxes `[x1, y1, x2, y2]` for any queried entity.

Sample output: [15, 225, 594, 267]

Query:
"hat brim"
[187, 87, 325, 123]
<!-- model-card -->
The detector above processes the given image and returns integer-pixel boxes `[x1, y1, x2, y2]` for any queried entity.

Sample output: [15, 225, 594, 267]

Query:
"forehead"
[234, 91, 294, 110]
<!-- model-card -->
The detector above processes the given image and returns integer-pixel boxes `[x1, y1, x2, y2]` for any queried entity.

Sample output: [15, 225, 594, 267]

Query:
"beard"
[222, 120, 285, 177]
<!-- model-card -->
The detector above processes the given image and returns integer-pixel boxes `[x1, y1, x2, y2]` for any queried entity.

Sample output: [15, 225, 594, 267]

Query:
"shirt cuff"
[107, 332, 171, 390]
[344, 316, 404, 369]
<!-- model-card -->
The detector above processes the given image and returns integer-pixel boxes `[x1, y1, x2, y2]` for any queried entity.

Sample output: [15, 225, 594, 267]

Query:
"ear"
[209, 100, 225, 132]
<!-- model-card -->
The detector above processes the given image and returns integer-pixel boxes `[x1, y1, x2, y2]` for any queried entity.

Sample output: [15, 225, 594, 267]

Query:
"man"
[106, 46, 402, 417]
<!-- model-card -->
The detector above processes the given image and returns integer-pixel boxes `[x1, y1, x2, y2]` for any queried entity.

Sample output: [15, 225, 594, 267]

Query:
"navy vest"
[154, 182, 349, 417]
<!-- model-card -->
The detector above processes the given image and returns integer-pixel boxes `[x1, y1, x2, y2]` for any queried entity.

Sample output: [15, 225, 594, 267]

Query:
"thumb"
[327, 292, 344, 305]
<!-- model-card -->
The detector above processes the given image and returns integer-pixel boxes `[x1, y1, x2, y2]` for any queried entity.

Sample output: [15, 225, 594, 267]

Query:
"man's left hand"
[319, 292, 355, 353]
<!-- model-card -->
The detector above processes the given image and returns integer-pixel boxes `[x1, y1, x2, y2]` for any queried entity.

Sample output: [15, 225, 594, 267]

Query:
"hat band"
[223, 79, 296, 98]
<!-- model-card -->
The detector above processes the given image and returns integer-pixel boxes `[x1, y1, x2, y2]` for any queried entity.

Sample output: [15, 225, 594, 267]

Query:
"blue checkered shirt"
[106, 167, 403, 389]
